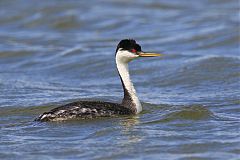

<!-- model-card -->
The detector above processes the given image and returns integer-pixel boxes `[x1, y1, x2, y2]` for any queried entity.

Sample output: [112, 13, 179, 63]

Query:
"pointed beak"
[138, 52, 163, 57]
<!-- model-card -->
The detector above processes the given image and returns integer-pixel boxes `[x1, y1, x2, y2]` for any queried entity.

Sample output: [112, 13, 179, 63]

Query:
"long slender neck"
[116, 58, 142, 114]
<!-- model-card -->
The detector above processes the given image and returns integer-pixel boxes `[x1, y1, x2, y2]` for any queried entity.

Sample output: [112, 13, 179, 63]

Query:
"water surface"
[0, 0, 239, 159]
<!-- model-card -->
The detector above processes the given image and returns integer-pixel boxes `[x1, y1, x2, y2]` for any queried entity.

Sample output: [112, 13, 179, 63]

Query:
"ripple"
[166, 105, 213, 121]
[144, 105, 214, 125]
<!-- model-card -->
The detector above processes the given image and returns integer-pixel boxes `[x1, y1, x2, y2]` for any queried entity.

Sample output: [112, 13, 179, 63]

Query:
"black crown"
[116, 39, 142, 53]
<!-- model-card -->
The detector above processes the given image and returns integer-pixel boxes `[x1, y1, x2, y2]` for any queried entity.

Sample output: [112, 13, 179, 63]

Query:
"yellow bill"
[138, 52, 163, 57]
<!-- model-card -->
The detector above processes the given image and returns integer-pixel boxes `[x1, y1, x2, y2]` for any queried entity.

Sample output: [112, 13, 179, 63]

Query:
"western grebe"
[35, 39, 162, 121]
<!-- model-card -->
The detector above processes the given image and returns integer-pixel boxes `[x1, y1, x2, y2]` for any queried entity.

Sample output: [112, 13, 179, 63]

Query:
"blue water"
[0, 0, 239, 159]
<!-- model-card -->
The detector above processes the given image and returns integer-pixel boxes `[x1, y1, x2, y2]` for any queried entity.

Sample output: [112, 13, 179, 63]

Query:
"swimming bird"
[35, 39, 162, 121]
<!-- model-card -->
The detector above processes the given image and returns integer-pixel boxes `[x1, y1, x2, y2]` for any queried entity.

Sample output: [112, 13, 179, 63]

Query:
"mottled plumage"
[35, 101, 134, 121]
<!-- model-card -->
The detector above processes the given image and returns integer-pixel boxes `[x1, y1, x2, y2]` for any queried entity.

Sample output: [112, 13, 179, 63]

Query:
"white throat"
[116, 51, 142, 113]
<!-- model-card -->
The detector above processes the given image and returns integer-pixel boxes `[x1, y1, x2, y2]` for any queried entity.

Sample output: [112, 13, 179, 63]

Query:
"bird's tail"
[34, 112, 52, 122]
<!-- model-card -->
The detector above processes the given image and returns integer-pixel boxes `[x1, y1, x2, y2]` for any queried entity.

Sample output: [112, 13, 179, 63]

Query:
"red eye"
[131, 49, 137, 53]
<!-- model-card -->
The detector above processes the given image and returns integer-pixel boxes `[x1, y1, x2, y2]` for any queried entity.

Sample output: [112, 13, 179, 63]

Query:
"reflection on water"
[0, 0, 239, 159]
[119, 117, 143, 147]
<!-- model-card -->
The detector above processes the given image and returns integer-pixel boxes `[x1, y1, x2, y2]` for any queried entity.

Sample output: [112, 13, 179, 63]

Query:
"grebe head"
[116, 39, 162, 63]
[115, 39, 140, 63]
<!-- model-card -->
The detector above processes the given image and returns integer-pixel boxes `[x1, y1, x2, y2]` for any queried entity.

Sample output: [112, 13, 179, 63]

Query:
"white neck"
[116, 55, 142, 113]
